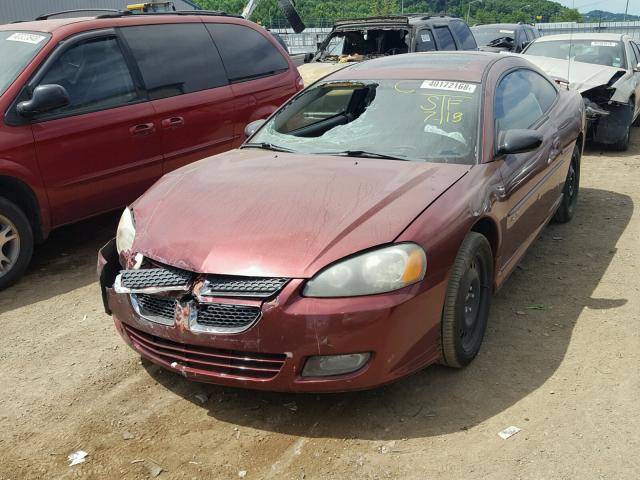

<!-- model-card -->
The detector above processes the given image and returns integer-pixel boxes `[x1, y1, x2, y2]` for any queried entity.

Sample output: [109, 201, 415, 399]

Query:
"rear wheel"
[552, 144, 580, 223]
[0, 197, 33, 290]
[441, 232, 493, 368]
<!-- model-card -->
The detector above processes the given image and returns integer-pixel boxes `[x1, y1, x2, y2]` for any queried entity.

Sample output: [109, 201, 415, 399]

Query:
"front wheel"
[441, 232, 494, 368]
[552, 144, 580, 224]
[0, 197, 34, 290]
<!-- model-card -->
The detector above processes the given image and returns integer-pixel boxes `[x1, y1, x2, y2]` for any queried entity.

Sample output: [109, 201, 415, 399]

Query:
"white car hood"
[523, 54, 632, 102]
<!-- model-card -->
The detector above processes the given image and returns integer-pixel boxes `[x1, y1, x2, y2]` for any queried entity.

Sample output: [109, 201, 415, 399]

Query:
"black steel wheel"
[0, 197, 33, 290]
[552, 144, 580, 224]
[441, 232, 493, 368]
[277, 0, 305, 33]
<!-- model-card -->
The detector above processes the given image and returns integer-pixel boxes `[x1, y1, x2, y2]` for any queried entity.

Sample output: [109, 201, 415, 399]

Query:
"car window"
[206, 23, 289, 82]
[525, 39, 626, 69]
[251, 79, 482, 165]
[495, 69, 555, 132]
[434, 27, 456, 50]
[415, 28, 436, 52]
[630, 42, 640, 68]
[449, 21, 477, 50]
[120, 24, 227, 100]
[37, 36, 139, 117]
[0, 31, 51, 96]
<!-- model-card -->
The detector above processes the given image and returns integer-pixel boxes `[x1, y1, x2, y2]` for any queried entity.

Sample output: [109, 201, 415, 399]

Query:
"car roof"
[0, 12, 238, 34]
[471, 23, 526, 30]
[0, 17, 93, 33]
[329, 51, 500, 83]
[534, 32, 626, 42]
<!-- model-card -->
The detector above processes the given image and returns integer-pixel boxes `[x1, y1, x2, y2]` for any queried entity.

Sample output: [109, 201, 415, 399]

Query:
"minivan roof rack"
[35, 9, 126, 20]
[35, 9, 238, 21]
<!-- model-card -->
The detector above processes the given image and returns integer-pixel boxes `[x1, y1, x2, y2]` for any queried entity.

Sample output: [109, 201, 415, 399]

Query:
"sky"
[558, 0, 639, 15]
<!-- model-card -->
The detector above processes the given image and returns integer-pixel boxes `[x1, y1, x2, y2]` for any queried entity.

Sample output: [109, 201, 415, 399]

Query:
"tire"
[441, 232, 494, 368]
[0, 197, 34, 290]
[552, 144, 580, 224]
[611, 120, 631, 151]
[277, 0, 305, 33]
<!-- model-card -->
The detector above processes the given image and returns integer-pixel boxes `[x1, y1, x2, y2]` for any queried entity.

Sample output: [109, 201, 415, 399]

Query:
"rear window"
[450, 21, 477, 50]
[0, 31, 51, 96]
[206, 23, 289, 82]
[434, 27, 456, 50]
[120, 24, 228, 100]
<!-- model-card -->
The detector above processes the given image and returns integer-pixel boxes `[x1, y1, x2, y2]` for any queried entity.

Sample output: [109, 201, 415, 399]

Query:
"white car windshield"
[249, 79, 481, 165]
[0, 31, 51, 96]
[525, 39, 627, 69]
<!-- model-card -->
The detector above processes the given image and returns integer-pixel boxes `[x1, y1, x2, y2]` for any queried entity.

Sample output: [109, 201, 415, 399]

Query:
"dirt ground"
[1, 133, 639, 480]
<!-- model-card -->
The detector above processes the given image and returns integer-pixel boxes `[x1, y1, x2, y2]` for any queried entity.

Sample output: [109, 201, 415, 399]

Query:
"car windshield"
[319, 29, 409, 61]
[525, 39, 626, 68]
[0, 31, 51, 96]
[249, 79, 481, 164]
[472, 27, 515, 46]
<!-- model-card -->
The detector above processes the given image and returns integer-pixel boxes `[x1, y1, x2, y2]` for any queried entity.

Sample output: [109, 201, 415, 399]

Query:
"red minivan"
[0, 11, 303, 289]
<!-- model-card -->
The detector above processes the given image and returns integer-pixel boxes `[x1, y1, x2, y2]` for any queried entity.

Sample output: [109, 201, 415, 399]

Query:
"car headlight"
[116, 207, 136, 255]
[302, 243, 426, 297]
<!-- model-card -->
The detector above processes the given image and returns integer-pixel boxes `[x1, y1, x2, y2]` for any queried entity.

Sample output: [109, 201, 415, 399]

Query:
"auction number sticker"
[421, 33, 431, 42]
[499, 29, 515, 34]
[6, 32, 46, 44]
[421, 80, 477, 93]
[591, 41, 618, 47]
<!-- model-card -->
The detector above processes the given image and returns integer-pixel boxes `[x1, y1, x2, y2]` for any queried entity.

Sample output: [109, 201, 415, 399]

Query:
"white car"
[523, 32, 640, 151]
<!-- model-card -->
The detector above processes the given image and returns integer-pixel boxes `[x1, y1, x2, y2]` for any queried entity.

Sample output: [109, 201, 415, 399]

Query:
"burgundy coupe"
[98, 52, 585, 392]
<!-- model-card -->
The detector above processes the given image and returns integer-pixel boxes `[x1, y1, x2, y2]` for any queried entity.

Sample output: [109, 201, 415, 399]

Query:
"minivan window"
[37, 36, 139, 118]
[206, 23, 289, 82]
[120, 24, 228, 100]
[450, 21, 477, 50]
[0, 31, 51, 96]
[434, 27, 456, 50]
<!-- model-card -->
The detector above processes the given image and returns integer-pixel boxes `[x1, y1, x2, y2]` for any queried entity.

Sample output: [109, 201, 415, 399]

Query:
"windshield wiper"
[318, 150, 411, 161]
[242, 142, 295, 153]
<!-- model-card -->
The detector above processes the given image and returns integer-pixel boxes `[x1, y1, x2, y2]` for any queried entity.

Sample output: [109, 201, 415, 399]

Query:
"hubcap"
[0, 214, 20, 278]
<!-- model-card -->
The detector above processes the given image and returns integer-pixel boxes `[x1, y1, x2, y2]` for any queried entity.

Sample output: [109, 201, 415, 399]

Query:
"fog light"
[301, 353, 371, 377]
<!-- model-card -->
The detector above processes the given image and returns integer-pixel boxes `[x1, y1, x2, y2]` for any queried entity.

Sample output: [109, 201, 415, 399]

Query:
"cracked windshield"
[250, 79, 480, 164]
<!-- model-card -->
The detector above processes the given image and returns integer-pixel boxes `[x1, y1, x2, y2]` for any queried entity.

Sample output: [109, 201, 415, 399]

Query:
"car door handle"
[129, 123, 156, 136]
[161, 116, 185, 129]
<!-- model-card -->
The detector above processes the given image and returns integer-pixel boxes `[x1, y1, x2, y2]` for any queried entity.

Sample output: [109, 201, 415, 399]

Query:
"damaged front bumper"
[97, 240, 445, 393]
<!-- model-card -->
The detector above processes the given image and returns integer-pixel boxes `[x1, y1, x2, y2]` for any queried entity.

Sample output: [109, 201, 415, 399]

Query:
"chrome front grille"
[194, 302, 261, 332]
[131, 294, 176, 326]
[200, 276, 289, 298]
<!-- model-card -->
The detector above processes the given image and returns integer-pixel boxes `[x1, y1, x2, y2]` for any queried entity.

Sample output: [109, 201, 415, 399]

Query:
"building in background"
[0, 0, 200, 24]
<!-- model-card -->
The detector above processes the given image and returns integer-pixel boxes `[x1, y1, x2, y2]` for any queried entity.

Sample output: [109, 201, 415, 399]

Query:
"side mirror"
[304, 52, 314, 63]
[17, 84, 70, 118]
[244, 119, 266, 138]
[497, 129, 543, 155]
[635, 62, 640, 72]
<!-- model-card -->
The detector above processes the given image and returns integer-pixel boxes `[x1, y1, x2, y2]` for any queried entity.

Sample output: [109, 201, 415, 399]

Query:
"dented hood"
[298, 62, 351, 86]
[523, 54, 628, 97]
[131, 149, 470, 278]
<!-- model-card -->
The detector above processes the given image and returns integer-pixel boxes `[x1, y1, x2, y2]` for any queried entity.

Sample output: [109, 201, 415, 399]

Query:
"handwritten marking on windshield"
[421, 94, 472, 125]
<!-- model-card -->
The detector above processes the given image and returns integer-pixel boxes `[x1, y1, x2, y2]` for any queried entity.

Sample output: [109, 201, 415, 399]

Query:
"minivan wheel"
[440, 232, 493, 368]
[0, 197, 33, 290]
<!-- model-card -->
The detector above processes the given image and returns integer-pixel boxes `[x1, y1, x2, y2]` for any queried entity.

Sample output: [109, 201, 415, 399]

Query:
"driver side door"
[494, 68, 561, 274]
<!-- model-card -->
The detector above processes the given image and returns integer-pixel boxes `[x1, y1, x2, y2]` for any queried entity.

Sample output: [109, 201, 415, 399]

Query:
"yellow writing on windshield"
[420, 94, 471, 125]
